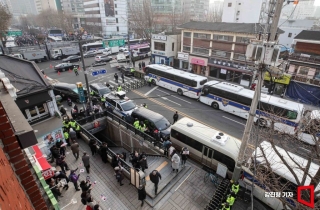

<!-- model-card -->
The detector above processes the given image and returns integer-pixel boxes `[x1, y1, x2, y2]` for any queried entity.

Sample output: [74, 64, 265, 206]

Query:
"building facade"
[221, 0, 263, 23]
[285, 30, 320, 106]
[83, 0, 128, 37]
[58, 0, 85, 29]
[176, 21, 276, 87]
[34, 0, 57, 14]
[4, 0, 38, 18]
[182, 0, 210, 21]
[280, 0, 319, 20]
[151, 33, 181, 66]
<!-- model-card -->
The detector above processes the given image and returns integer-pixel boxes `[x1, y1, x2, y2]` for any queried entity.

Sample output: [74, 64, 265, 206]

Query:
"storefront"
[178, 52, 189, 70]
[151, 51, 174, 66]
[189, 55, 208, 76]
[208, 58, 253, 87]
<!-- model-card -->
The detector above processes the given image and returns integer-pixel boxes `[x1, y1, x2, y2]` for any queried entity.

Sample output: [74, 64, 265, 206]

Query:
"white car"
[119, 47, 128, 52]
[83, 50, 97, 58]
[102, 50, 112, 56]
[96, 49, 110, 55]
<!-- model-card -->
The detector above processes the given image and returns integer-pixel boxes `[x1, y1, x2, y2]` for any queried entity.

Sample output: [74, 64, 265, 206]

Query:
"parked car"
[89, 83, 111, 97]
[62, 55, 81, 63]
[54, 63, 79, 72]
[95, 55, 113, 63]
[96, 48, 110, 55]
[119, 46, 128, 52]
[131, 107, 171, 139]
[53, 82, 87, 103]
[83, 50, 97, 58]
[120, 66, 135, 77]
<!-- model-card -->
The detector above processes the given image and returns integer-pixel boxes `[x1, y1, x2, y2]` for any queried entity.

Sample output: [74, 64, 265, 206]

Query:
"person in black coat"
[89, 139, 97, 156]
[149, 170, 161, 194]
[112, 153, 121, 168]
[80, 180, 91, 192]
[131, 152, 140, 170]
[139, 152, 148, 172]
[138, 185, 147, 207]
[100, 142, 108, 163]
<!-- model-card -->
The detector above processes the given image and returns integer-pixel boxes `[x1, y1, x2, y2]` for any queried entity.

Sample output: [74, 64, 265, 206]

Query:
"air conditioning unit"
[211, 132, 229, 146]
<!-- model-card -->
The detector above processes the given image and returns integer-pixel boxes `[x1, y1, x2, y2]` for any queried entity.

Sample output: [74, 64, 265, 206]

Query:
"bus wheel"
[152, 79, 156, 85]
[177, 89, 183, 96]
[211, 102, 219, 109]
[257, 118, 267, 127]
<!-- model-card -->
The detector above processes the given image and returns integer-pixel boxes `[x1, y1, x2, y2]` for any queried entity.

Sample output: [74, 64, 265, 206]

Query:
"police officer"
[63, 129, 70, 146]
[121, 72, 125, 83]
[114, 73, 119, 83]
[73, 66, 79, 76]
[90, 89, 95, 96]
[221, 203, 230, 210]
[139, 121, 146, 132]
[117, 85, 122, 92]
[63, 119, 70, 130]
[75, 123, 81, 138]
[142, 103, 147, 109]
[148, 77, 152, 86]
[133, 118, 140, 129]
[70, 119, 77, 130]
[231, 181, 240, 195]
[226, 192, 236, 207]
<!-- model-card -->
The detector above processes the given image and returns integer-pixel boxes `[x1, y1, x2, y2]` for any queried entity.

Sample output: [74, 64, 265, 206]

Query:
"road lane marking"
[157, 95, 181, 106]
[156, 89, 191, 104]
[222, 116, 246, 126]
[175, 169, 195, 191]
[145, 86, 158, 96]
[131, 89, 255, 149]
[145, 161, 168, 181]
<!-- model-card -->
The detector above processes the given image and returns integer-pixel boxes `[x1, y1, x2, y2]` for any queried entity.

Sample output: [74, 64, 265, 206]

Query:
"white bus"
[132, 46, 150, 57]
[170, 117, 241, 179]
[82, 41, 104, 52]
[47, 36, 62, 42]
[199, 80, 307, 142]
[145, 64, 208, 99]
[243, 141, 320, 210]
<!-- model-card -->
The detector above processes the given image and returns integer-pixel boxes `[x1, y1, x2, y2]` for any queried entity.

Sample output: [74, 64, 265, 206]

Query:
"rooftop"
[178, 21, 284, 34]
[294, 30, 320, 41]
[0, 55, 49, 96]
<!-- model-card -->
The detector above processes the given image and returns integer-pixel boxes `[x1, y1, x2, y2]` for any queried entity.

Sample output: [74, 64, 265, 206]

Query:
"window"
[211, 50, 231, 58]
[116, 18, 118, 23]
[288, 33, 292, 37]
[117, 26, 119, 32]
[236, 36, 248, 43]
[183, 45, 190, 52]
[182, 61, 189, 69]
[213, 35, 232, 41]
[183, 32, 191, 37]
[193, 47, 209, 55]
[154, 42, 165, 51]
[172, 43, 174, 51]
[194, 33, 211, 39]
[299, 66, 309, 75]
[115, 11, 118, 15]
[233, 53, 246, 61]
[25, 104, 49, 121]
[115, 4, 117, 8]
[228, 2, 232, 7]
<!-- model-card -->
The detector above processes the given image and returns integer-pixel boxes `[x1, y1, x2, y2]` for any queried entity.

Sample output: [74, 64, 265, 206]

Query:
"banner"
[42, 128, 64, 149]
[285, 81, 320, 106]
[105, 0, 115, 17]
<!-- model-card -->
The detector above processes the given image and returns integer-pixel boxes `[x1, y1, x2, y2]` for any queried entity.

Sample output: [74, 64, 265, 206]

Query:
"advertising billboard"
[105, 0, 115, 17]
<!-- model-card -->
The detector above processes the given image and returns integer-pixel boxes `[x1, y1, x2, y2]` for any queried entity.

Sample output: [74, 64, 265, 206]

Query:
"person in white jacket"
[171, 150, 180, 173]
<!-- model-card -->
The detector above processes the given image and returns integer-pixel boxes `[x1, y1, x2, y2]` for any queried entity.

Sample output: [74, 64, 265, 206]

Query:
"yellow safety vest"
[64, 132, 69, 140]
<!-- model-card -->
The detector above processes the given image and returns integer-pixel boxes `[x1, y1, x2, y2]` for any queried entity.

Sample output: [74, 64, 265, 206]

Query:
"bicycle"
[204, 172, 220, 187]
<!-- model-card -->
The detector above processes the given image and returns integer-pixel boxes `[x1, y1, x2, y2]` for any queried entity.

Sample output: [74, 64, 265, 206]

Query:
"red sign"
[32, 145, 53, 180]
[42, 169, 54, 180]
[297, 185, 314, 208]
[190, 57, 205, 66]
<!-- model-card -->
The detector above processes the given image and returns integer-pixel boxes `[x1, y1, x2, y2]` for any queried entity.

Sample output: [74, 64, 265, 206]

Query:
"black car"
[120, 67, 135, 76]
[53, 82, 87, 103]
[89, 83, 111, 97]
[131, 107, 171, 139]
[62, 55, 81, 63]
[54, 63, 79, 72]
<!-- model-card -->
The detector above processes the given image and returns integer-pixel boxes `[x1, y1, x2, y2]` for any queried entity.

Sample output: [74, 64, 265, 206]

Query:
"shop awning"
[32, 145, 54, 180]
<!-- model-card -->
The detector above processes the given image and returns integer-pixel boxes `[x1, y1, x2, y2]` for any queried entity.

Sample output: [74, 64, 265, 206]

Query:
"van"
[131, 107, 171, 139]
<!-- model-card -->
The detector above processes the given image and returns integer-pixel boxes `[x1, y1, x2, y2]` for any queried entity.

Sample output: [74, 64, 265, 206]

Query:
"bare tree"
[243, 107, 320, 209]
[0, 3, 12, 44]
[206, 4, 223, 22]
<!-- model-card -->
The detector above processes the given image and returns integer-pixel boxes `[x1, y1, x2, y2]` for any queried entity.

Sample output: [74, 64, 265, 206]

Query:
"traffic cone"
[58, 71, 60, 75]
[69, 69, 72, 73]
[50, 64, 53, 69]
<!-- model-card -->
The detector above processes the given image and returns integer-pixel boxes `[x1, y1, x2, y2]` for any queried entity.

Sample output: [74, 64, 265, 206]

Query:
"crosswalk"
[108, 75, 147, 92]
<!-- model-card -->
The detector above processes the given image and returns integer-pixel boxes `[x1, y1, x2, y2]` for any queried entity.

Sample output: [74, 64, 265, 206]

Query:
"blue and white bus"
[82, 41, 104, 52]
[145, 64, 208, 99]
[199, 80, 310, 142]
[48, 29, 63, 37]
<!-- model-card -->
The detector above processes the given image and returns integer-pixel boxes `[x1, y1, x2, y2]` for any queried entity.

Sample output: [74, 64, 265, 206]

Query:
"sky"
[315, 0, 320, 6]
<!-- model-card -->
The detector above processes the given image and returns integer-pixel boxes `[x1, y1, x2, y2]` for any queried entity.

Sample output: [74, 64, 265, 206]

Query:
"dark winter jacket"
[139, 155, 148, 169]
[138, 186, 147, 201]
[149, 170, 161, 184]
[131, 155, 140, 169]
[115, 168, 124, 181]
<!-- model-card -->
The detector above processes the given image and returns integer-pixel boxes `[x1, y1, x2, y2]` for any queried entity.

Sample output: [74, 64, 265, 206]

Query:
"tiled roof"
[294, 30, 320, 41]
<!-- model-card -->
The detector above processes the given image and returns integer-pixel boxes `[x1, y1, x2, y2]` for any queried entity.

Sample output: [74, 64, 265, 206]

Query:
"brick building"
[177, 21, 282, 87]
[286, 30, 320, 105]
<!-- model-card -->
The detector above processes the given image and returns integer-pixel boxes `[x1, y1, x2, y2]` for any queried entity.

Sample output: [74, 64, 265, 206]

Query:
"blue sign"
[91, 69, 107, 77]
[77, 87, 86, 103]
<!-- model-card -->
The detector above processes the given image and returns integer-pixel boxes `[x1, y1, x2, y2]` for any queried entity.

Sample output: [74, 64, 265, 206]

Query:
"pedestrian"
[117, 84, 122, 92]
[180, 147, 189, 167]
[121, 73, 124, 83]
[149, 170, 161, 195]
[49, 180, 63, 201]
[75, 123, 81, 138]
[112, 153, 121, 168]
[114, 73, 118, 83]
[138, 184, 146, 207]
[89, 139, 97, 156]
[173, 111, 179, 124]
[69, 168, 80, 191]
[73, 66, 79, 76]
[50, 145, 59, 163]
[71, 140, 80, 160]
[171, 150, 180, 173]
[114, 166, 124, 186]
[80, 180, 91, 192]
[63, 129, 70, 146]
[60, 106, 67, 116]
[169, 145, 175, 158]
[132, 59, 135, 67]
[148, 77, 152, 86]
[56, 139, 66, 156]
[139, 153, 148, 172]
[56, 155, 69, 174]
[100, 142, 108, 163]
[81, 189, 92, 205]
[93, 204, 100, 210]
[131, 151, 140, 169]
[53, 170, 69, 190]
[69, 128, 77, 141]
[162, 139, 171, 157]
[82, 152, 90, 173]
[138, 62, 141, 70]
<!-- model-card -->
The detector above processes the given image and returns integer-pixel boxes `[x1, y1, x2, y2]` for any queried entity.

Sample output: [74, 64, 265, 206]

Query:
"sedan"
[54, 63, 79, 72]
[62, 55, 81, 63]
[120, 67, 135, 77]
[83, 50, 97, 58]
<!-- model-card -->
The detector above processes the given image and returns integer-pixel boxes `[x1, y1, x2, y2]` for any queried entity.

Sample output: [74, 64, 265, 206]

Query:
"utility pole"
[232, 0, 285, 181]
[127, 17, 132, 67]
[78, 41, 92, 110]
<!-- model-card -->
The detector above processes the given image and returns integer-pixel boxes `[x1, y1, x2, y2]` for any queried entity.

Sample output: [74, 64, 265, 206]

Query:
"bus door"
[201, 146, 216, 170]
